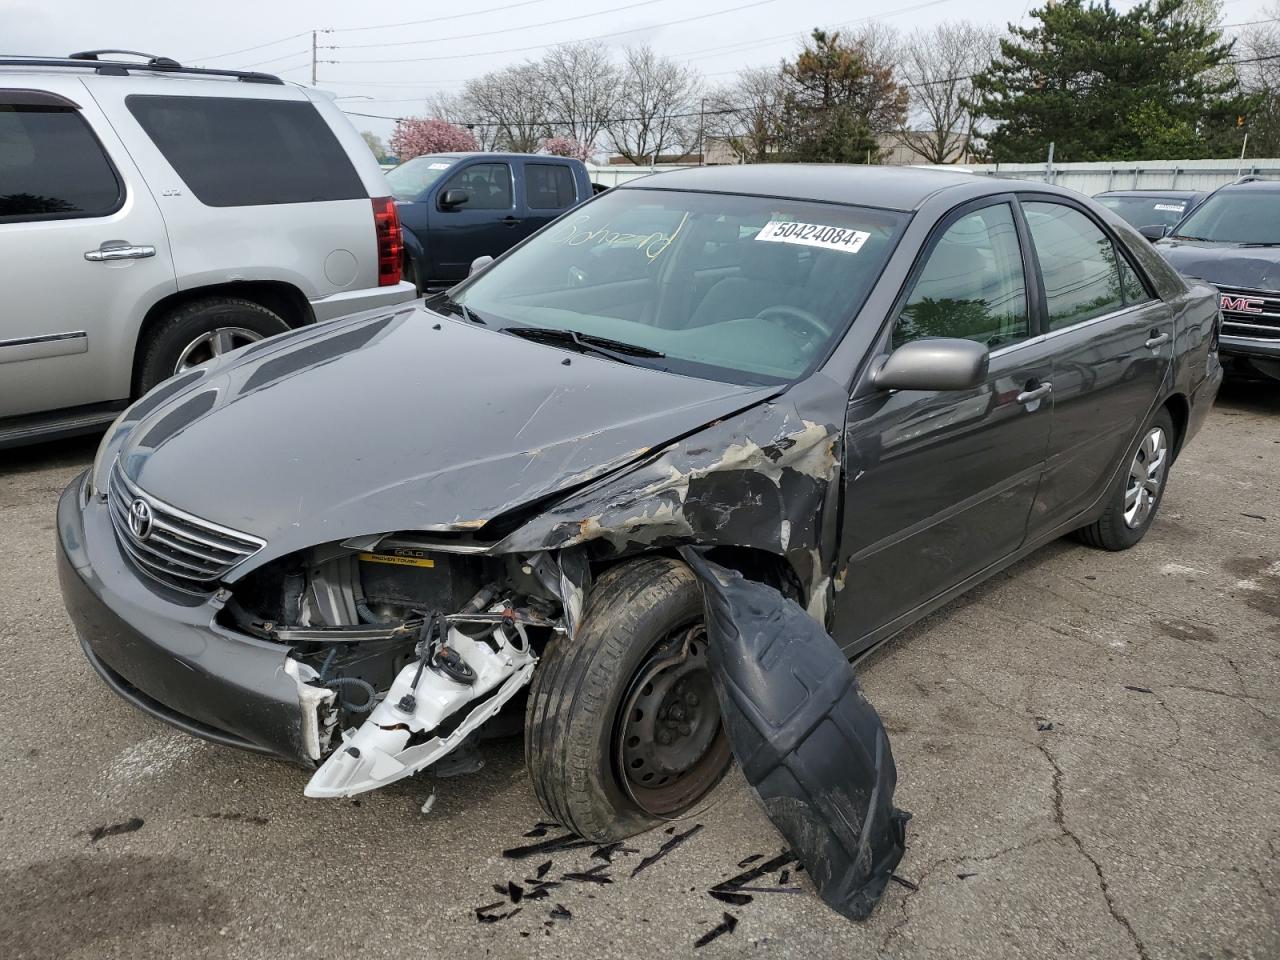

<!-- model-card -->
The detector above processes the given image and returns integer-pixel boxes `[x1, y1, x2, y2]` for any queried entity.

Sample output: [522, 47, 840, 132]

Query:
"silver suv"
[0, 51, 416, 447]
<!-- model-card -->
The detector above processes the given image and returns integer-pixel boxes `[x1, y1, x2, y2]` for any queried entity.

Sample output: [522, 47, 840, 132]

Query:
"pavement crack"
[1037, 742, 1150, 960]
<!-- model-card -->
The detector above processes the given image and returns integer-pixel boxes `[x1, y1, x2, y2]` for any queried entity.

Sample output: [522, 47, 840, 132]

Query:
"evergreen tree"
[779, 29, 907, 163]
[972, 0, 1251, 162]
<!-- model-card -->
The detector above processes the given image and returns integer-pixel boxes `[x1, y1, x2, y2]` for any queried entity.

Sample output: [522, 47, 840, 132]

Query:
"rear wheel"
[1075, 407, 1174, 551]
[137, 298, 290, 393]
[525, 557, 731, 841]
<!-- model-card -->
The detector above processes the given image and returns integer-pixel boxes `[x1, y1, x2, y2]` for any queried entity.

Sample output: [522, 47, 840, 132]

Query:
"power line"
[239, 48, 313, 69]
[328, 0, 557, 33]
[333, 0, 783, 64]
[331, 0, 672, 50]
[188, 32, 310, 63]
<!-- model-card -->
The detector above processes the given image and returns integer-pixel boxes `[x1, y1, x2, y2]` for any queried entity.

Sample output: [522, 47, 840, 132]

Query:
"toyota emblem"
[128, 498, 154, 541]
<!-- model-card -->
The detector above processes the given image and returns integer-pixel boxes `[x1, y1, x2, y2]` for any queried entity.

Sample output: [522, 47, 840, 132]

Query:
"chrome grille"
[107, 460, 264, 591]
[1218, 286, 1280, 340]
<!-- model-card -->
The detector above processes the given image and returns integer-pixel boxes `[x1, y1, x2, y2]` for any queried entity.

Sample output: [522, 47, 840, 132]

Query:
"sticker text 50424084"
[755, 220, 870, 254]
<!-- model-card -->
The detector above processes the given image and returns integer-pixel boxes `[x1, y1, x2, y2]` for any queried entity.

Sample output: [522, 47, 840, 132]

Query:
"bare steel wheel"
[1123, 425, 1168, 529]
[616, 624, 731, 817]
[174, 326, 265, 373]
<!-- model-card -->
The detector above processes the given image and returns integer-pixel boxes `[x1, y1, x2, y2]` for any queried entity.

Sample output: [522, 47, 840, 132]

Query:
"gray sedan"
[58, 165, 1222, 843]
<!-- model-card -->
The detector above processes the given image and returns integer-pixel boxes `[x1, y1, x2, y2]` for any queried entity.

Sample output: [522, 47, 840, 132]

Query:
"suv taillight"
[372, 196, 403, 287]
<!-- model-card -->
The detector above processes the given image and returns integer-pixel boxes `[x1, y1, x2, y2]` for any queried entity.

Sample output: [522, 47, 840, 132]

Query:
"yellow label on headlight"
[358, 551, 435, 568]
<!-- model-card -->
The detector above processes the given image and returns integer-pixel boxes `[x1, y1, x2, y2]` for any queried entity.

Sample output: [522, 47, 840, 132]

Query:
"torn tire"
[524, 557, 732, 841]
[680, 547, 909, 922]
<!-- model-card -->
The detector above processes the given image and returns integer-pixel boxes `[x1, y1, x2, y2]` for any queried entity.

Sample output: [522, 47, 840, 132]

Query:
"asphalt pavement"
[1, 381, 1276, 960]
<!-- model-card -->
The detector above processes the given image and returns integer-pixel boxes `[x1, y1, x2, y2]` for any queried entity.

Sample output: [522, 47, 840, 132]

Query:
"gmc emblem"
[1221, 294, 1265, 314]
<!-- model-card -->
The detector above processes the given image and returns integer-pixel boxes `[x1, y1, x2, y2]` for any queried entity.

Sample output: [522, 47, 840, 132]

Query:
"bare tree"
[423, 90, 497, 151]
[539, 42, 622, 152]
[896, 21, 999, 164]
[705, 66, 788, 163]
[606, 45, 703, 163]
[457, 64, 548, 152]
[1234, 3, 1280, 155]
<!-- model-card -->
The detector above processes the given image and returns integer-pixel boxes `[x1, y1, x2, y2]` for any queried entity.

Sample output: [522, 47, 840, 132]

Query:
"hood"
[1154, 240, 1280, 291]
[117, 306, 772, 565]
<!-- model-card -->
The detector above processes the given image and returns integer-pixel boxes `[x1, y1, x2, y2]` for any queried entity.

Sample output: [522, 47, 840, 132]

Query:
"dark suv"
[387, 152, 591, 288]
[1152, 178, 1280, 381]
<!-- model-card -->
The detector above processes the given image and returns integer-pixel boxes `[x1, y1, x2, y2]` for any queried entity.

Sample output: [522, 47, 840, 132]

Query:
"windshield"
[385, 155, 456, 201]
[1096, 195, 1190, 230]
[1171, 190, 1280, 244]
[452, 189, 908, 384]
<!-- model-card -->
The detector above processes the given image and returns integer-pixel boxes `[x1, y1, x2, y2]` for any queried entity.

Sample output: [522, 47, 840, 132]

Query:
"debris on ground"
[561, 863, 613, 884]
[87, 817, 144, 842]
[503, 832, 597, 860]
[694, 912, 739, 948]
[681, 548, 910, 922]
[1124, 685, 1155, 694]
[630, 823, 704, 878]
[420, 791, 437, 815]
[1035, 719, 1054, 731]
[889, 874, 920, 891]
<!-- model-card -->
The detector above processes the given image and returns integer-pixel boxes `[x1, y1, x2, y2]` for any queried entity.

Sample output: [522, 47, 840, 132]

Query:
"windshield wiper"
[1238, 242, 1280, 247]
[501, 326, 666, 364]
[426, 292, 487, 325]
[1169, 234, 1211, 242]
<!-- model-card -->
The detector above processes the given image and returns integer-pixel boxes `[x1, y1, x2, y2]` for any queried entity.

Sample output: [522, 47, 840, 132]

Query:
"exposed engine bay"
[218, 538, 586, 796]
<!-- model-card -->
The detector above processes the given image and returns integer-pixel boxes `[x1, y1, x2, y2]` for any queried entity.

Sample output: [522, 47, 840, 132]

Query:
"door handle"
[1144, 331, 1170, 349]
[85, 241, 156, 262]
[501, 216, 522, 227]
[1016, 381, 1053, 405]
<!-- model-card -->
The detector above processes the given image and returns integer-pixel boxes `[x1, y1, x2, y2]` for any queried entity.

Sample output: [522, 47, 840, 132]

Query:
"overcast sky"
[3, 0, 1273, 140]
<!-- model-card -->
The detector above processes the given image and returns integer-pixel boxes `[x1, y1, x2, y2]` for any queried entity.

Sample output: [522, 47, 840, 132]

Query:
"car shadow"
[1215, 377, 1280, 415]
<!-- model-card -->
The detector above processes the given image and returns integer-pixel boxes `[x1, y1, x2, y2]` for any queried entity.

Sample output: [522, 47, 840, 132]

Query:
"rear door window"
[126, 95, 364, 207]
[893, 203, 1030, 350]
[440, 162, 513, 211]
[525, 163, 577, 210]
[1024, 201, 1124, 330]
[0, 104, 122, 222]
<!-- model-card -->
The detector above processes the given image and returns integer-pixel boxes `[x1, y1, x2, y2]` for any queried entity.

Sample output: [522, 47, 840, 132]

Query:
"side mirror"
[1138, 223, 1169, 241]
[872, 338, 990, 392]
[469, 255, 493, 276]
[440, 188, 470, 209]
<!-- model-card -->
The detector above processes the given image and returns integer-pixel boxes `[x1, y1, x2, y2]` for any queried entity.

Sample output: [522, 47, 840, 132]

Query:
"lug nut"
[670, 704, 685, 721]
[679, 722, 692, 736]
[685, 692, 699, 707]
[657, 730, 672, 745]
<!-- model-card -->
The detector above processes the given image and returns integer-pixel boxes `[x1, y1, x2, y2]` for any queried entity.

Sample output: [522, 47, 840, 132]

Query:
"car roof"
[1211, 179, 1280, 194]
[1095, 190, 1202, 199]
[618, 164, 990, 212]
[423, 152, 579, 162]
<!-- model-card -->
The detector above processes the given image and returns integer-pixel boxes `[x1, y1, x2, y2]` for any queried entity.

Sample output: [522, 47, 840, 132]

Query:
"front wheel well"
[133, 282, 314, 394]
[591, 546, 804, 605]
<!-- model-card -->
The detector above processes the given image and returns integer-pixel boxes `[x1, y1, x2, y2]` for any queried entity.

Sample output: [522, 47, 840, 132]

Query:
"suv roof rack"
[1233, 174, 1273, 184]
[0, 51, 283, 85]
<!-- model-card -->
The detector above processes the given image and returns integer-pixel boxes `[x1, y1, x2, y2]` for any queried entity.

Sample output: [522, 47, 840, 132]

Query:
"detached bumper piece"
[305, 613, 536, 797]
[680, 548, 909, 922]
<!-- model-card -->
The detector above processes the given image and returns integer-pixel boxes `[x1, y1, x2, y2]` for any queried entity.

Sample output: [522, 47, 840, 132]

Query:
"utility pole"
[697, 97, 705, 166]
[311, 30, 317, 86]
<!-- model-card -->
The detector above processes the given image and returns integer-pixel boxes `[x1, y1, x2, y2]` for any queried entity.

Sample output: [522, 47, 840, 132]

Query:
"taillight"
[372, 196, 403, 287]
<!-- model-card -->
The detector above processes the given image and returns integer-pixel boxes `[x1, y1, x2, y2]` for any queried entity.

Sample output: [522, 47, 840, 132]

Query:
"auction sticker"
[1153, 203, 1185, 213]
[755, 220, 870, 254]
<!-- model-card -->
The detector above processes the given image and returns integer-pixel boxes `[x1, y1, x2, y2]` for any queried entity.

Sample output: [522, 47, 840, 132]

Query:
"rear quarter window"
[526, 163, 577, 210]
[0, 104, 122, 222]
[126, 95, 364, 207]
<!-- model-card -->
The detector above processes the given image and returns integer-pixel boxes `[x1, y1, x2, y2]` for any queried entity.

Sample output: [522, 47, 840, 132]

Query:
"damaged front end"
[218, 538, 589, 793]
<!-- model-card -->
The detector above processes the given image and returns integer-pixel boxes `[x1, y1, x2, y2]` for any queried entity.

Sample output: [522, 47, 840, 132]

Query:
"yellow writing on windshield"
[547, 212, 688, 261]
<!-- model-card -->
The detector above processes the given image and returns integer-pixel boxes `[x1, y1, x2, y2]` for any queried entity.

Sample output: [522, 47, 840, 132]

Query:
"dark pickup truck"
[387, 152, 591, 288]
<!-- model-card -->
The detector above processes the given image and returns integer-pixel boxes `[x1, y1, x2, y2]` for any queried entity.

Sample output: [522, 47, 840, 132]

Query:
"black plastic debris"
[957, 872, 977, 880]
[1035, 718, 1054, 731]
[709, 889, 753, 906]
[778, 868, 791, 886]
[549, 904, 572, 921]
[87, 817, 144, 842]
[694, 912, 738, 948]
[1124, 685, 1155, 694]
[535, 860, 553, 879]
[714, 851, 796, 892]
[475, 902, 522, 924]
[562, 863, 613, 884]
[504, 833, 597, 860]
[680, 549, 910, 922]
[737, 853, 763, 868]
[592, 841, 625, 862]
[631, 822, 704, 878]
[889, 874, 919, 892]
